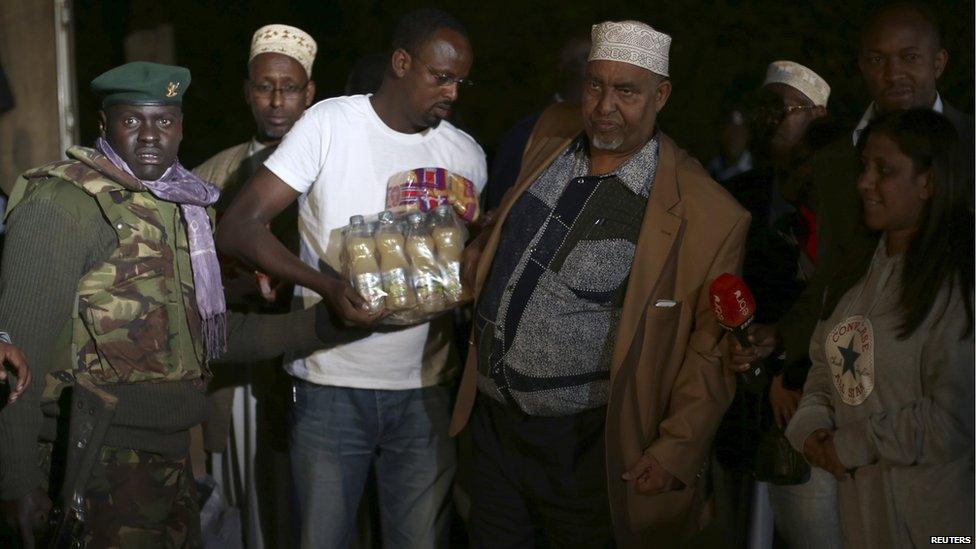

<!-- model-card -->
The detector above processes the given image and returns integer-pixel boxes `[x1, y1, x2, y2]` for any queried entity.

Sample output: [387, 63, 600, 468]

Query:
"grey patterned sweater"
[475, 135, 659, 416]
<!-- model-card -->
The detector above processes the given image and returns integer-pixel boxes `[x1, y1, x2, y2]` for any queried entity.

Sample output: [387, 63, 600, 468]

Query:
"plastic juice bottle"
[431, 204, 463, 302]
[405, 213, 445, 313]
[374, 211, 415, 310]
[345, 215, 385, 313]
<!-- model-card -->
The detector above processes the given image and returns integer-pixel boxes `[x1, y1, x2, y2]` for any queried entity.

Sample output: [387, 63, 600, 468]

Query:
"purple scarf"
[95, 137, 226, 360]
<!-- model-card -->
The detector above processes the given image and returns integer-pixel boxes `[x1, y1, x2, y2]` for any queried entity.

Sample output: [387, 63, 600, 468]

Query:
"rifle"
[44, 375, 118, 548]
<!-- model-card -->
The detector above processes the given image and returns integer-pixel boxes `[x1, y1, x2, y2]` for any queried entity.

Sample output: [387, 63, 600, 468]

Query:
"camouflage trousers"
[39, 442, 201, 548]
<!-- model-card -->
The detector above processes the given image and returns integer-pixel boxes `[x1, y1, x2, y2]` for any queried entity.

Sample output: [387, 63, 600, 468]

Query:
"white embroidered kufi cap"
[589, 20, 671, 77]
[250, 24, 318, 78]
[763, 60, 830, 107]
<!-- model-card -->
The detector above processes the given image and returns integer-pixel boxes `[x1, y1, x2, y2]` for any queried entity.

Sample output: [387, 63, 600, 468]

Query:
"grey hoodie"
[786, 240, 974, 548]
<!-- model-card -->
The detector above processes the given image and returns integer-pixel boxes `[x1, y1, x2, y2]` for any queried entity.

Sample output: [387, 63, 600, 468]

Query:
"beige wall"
[0, 0, 61, 194]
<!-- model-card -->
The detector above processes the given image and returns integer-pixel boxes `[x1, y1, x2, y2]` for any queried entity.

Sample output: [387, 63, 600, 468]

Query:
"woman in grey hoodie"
[786, 109, 974, 548]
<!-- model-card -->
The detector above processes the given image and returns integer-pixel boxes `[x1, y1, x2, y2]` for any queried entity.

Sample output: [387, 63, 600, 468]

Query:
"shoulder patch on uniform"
[14, 176, 102, 225]
[30, 158, 126, 196]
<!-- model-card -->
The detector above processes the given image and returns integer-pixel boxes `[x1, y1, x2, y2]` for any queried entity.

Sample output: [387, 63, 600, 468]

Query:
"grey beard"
[590, 135, 624, 151]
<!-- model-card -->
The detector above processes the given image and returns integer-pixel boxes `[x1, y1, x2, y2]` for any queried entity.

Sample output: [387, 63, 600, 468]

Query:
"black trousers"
[467, 395, 614, 549]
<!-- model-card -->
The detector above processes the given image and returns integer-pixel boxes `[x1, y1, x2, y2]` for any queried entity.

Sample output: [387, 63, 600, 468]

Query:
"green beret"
[91, 61, 191, 107]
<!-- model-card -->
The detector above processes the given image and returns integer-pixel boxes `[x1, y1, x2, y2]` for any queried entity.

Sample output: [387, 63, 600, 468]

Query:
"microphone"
[709, 273, 767, 393]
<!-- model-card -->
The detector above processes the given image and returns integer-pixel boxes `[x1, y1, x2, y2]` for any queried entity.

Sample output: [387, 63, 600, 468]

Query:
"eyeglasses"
[756, 104, 818, 123]
[416, 58, 474, 88]
[248, 81, 309, 99]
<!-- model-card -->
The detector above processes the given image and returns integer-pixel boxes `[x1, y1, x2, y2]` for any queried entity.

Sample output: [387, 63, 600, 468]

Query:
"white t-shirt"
[265, 94, 487, 389]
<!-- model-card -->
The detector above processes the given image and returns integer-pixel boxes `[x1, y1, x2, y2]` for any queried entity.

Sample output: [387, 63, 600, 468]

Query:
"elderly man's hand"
[622, 452, 684, 494]
[0, 342, 30, 405]
[727, 323, 779, 373]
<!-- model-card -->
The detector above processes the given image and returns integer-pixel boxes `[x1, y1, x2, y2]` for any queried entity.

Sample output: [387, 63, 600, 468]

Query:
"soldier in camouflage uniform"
[0, 62, 358, 548]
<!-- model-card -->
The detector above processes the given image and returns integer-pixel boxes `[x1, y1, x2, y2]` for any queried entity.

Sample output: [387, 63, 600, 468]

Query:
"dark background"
[74, 0, 974, 169]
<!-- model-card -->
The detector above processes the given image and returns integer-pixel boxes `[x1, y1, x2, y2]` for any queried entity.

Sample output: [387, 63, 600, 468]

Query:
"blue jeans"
[767, 467, 843, 548]
[290, 381, 456, 549]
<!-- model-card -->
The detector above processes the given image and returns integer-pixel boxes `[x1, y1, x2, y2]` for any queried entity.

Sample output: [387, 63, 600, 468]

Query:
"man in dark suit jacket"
[732, 2, 974, 390]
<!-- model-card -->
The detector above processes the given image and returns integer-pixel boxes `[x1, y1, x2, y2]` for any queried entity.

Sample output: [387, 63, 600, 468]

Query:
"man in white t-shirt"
[216, 8, 486, 547]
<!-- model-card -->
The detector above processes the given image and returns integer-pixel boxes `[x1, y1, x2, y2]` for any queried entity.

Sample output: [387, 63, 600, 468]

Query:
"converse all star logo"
[825, 315, 875, 406]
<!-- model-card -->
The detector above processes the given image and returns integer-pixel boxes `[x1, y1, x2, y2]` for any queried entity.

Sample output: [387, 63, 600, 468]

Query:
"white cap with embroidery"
[763, 60, 830, 107]
[249, 24, 318, 78]
[589, 20, 671, 77]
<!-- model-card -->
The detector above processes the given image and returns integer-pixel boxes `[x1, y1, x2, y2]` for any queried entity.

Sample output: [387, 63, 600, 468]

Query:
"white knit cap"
[763, 60, 830, 107]
[589, 20, 671, 77]
[249, 24, 317, 78]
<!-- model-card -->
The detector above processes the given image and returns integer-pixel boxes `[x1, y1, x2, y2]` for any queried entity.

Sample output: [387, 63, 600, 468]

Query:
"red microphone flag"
[708, 273, 756, 330]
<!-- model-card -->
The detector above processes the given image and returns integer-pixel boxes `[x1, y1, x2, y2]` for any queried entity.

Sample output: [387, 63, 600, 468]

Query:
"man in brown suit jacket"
[451, 20, 750, 547]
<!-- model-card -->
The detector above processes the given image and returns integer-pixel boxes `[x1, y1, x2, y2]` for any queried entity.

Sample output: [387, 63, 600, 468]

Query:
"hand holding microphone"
[709, 273, 772, 393]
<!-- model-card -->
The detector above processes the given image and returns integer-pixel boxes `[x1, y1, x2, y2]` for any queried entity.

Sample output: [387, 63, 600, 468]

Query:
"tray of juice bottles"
[341, 204, 472, 325]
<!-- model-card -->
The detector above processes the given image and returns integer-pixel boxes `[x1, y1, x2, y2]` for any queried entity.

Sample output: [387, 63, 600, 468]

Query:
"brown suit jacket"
[450, 102, 751, 545]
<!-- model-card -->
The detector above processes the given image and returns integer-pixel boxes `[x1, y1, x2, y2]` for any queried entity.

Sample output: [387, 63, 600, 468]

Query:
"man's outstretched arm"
[216, 167, 379, 326]
[218, 304, 368, 364]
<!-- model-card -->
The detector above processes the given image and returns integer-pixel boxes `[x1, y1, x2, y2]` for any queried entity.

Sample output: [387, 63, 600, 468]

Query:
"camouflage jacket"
[6, 146, 208, 399]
